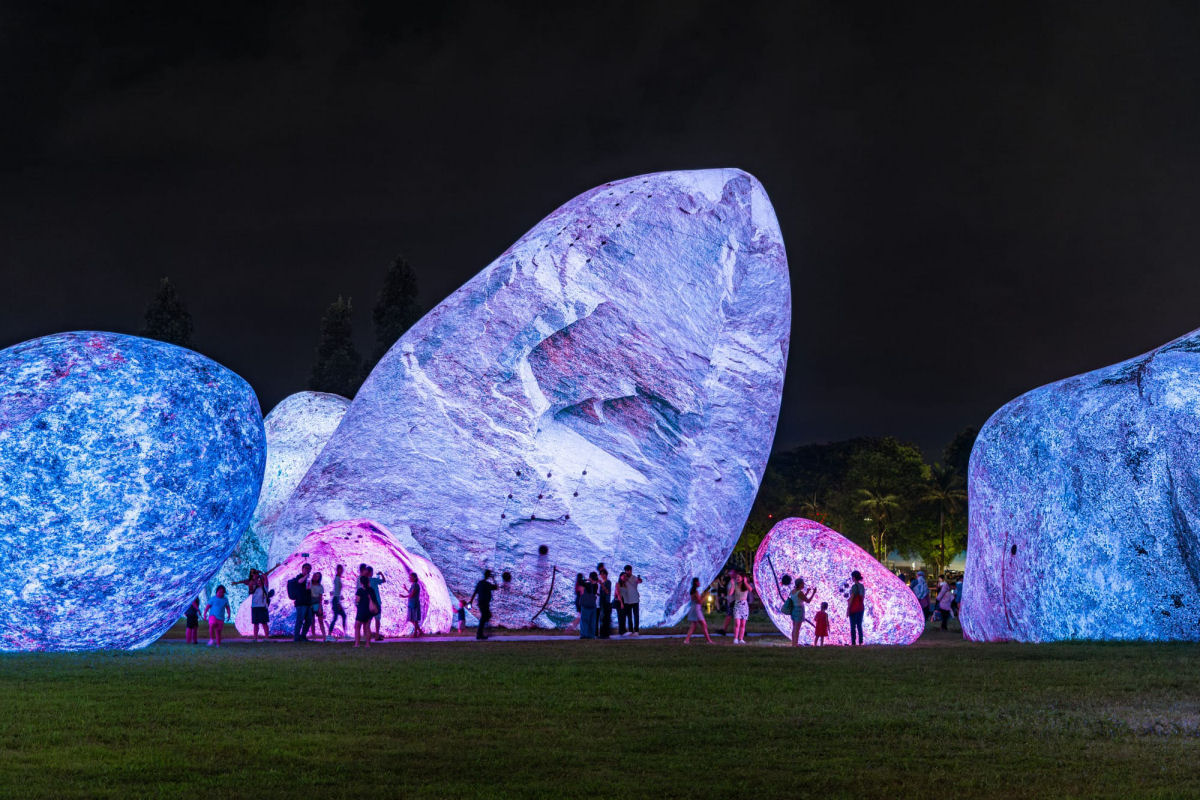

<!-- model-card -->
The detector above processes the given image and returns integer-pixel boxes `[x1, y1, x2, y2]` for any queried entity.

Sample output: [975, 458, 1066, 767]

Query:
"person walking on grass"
[204, 585, 231, 647]
[620, 565, 643, 635]
[936, 575, 954, 631]
[368, 568, 386, 641]
[911, 570, 930, 625]
[847, 570, 866, 646]
[289, 563, 313, 642]
[185, 598, 200, 644]
[468, 569, 499, 640]
[813, 602, 830, 646]
[786, 577, 817, 647]
[730, 571, 754, 644]
[328, 564, 348, 640]
[399, 572, 423, 637]
[683, 578, 713, 644]
[354, 574, 376, 648]
[579, 572, 599, 639]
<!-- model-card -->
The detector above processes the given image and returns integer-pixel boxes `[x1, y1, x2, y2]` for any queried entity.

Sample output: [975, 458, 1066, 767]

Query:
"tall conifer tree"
[370, 254, 422, 367]
[141, 277, 194, 347]
[309, 296, 364, 397]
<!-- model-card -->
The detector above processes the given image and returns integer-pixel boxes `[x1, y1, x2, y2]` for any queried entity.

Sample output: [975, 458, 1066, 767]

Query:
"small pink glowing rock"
[235, 519, 454, 637]
[752, 518, 924, 646]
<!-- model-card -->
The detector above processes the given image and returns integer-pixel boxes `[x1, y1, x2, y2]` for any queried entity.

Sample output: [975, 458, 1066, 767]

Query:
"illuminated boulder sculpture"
[964, 328, 1200, 642]
[236, 519, 453, 637]
[209, 391, 349, 612]
[0, 332, 265, 651]
[752, 518, 924, 646]
[268, 169, 790, 628]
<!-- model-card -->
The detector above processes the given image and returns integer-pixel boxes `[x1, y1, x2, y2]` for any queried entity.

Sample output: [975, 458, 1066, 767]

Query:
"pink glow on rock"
[235, 519, 454, 637]
[752, 518, 924, 646]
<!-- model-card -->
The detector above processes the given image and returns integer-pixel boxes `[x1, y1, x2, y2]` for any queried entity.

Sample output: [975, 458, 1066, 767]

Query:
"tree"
[309, 296, 364, 397]
[856, 489, 902, 562]
[943, 426, 980, 484]
[370, 254, 422, 368]
[922, 464, 967, 575]
[141, 277, 193, 347]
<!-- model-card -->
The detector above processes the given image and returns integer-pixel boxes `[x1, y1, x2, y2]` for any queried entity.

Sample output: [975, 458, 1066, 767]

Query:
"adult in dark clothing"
[580, 571, 600, 639]
[598, 567, 613, 639]
[468, 569, 499, 640]
[291, 563, 313, 642]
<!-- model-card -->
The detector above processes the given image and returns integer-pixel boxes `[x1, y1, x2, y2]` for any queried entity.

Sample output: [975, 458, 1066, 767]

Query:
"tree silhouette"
[370, 254, 422, 368]
[309, 296, 364, 397]
[856, 489, 901, 562]
[923, 464, 967, 575]
[141, 277, 193, 347]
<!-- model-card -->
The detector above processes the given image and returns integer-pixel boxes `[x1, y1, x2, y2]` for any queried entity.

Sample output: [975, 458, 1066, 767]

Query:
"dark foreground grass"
[2, 624, 1199, 799]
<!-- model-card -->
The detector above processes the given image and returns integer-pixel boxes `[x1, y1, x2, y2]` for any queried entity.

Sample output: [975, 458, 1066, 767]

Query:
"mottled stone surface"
[235, 519, 453, 637]
[753, 518, 924, 646]
[205, 391, 349, 613]
[0, 332, 265, 651]
[964, 328, 1200, 642]
[268, 169, 790, 628]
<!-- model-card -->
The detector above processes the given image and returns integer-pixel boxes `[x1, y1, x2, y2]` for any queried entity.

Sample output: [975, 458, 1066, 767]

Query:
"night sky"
[4, 2, 1200, 456]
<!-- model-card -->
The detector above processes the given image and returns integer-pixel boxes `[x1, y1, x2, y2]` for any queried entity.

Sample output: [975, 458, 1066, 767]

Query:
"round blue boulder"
[0, 332, 266, 651]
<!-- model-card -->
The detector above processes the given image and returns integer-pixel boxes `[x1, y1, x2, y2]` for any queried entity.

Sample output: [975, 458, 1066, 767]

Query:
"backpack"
[781, 596, 795, 615]
[287, 576, 302, 601]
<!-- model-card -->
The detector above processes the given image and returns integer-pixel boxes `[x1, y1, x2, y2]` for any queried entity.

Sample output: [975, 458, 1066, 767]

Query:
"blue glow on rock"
[964, 328, 1200, 642]
[0, 332, 265, 651]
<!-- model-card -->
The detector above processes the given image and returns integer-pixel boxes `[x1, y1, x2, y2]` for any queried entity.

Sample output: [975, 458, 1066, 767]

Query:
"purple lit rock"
[268, 169, 790, 628]
[753, 518, 924, 646]
[209, 391, 349, 613]
[964, 328, 1200, 642]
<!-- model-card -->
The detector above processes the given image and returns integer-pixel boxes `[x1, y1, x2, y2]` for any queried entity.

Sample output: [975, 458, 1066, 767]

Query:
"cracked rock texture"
[236, 519, 453, 637]
[267, 169, 790, 628]
[0, 332, 265, 651]
[964, 328, 1200, 642]
[753, 518, 923, 646]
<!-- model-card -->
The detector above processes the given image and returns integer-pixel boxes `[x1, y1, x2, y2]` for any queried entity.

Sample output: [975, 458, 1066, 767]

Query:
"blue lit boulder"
[963, 328, 1200, 642]
[209, 391, 349, 612]
[268, 169, 791, 628]
[0, 332, 266, 651]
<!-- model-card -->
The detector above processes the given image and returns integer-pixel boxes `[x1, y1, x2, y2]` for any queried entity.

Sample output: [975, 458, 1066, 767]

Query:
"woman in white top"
[730, 573, 754, 644]
[309, 572, 327, 640]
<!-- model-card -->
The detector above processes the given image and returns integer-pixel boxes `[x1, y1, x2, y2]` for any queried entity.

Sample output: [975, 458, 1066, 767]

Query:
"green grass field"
[2, 615, 1199, 799]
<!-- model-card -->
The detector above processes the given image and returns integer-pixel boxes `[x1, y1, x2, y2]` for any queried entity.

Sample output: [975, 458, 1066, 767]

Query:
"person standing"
[579, 572, 599, 639]
[847, 570, 866, 646]
[620, 565, 643, 635]
[468, 569, 499, 640]
[911, 570, 930, 625]
[598, 567, 613, 639]
[813, 602, 830, 646]
[614, 573, 628, 635]
[184, 598, 200, 644]
[204, 585, 231, 647]
[936, 575, 954, 631]
[353, 574, 375, 648]
[720, 568, 738, 637]
[571, 572, 585, 630]
[730, 572, 754, 644]
[289, 563, 313, 642]
[683, 578, 713, 644]
[309, 572, 327, 641]
[247, 570, 272, 642]
[328, 564, 348, 640]
[401, 572, 424, 637]
[953, 575, 963, 619]
[369, 568, 387, 641]
[787, 578, 816, 647]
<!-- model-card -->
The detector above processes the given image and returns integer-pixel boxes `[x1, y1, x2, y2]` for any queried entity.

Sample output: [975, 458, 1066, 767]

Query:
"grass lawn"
[1, 614, 1198, 799]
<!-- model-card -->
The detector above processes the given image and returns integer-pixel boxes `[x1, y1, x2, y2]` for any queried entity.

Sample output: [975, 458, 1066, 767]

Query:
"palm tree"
[856, 489, 901, 562]
[799, 491, 824, 522]
[923, 464, 967, 575]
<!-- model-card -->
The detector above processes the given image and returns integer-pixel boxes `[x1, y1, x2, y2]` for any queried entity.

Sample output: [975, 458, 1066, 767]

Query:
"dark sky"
[4, 2, 1200, 457]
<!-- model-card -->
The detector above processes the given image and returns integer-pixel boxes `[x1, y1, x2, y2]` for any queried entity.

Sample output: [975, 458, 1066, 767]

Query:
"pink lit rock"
[234, 519, 453, 637]
[752, 518, 924, 646]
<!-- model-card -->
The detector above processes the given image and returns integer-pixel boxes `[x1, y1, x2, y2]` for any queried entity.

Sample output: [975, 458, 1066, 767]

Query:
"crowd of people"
[184, 557, 960, 648]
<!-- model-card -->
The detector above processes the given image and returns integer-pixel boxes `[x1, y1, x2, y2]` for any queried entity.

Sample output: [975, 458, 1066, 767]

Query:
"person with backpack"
[847, 570, 866, 646]
[288, 563, 314, 642]
[784, 577, 816, 647]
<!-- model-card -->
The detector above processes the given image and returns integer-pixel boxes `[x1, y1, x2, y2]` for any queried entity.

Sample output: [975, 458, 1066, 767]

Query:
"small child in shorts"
[204, 585, 231, 647]
[185, 598, 200, 644]
[813, 601, 830, 646]
[455, 595, 466, 634]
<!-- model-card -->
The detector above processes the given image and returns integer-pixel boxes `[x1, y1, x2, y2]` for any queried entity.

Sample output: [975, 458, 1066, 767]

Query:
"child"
[204, 585, 231, 647]
[185, 598, 200, 644]
[452, 595, 466, 634]
[813, 602, 830, 646]
[310, 571, 327, 641]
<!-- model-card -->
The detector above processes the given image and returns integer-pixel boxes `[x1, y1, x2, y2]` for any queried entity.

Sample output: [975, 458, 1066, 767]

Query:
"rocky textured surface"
[235, 519, 453, 637]
[0, 332, 265, 651]
[753, 518, 924, 646]
[964, 329, 1200, 642]
[267, 169, 790, 628]
[205, 391, 349, 613]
